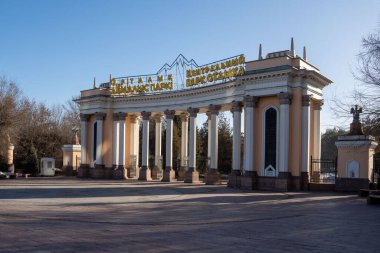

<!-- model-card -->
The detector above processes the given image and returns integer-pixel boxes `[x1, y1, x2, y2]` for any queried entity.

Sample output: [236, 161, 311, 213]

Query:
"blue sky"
[0, 0, 379, 131]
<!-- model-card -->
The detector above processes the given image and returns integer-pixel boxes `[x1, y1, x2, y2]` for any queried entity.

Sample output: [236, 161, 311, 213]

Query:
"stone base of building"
[227, 171, 309, 191]
[104, 167, 113, 179]
[177, 166, 186, 181]
[162, 167, 176, 182]
[184, 168, 200, 183]
[113, 166, 125, 179]
[205, 169, 221, 185]
[138, 166, 152, 181]
[151, 166, 161, 180]
[91, 165, 105, 179]
[227, 170, 242, 188]
[300, 172, 309, 191]
[335, 178, 370, 192]
[64, 165, 74, 176]
[78, 164, 90, 178]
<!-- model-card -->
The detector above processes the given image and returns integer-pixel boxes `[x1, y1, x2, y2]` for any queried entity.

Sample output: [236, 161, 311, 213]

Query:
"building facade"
[75, 40, 332, 191]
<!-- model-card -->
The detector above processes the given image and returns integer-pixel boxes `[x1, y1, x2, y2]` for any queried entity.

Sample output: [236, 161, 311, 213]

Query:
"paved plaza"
[0, 178, 379, 253]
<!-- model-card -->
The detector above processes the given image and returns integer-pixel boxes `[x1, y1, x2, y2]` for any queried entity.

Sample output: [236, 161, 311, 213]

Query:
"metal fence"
[310, 156, 337, 184]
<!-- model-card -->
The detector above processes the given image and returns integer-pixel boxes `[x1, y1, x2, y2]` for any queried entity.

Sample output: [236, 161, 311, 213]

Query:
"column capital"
[113, 113, 119, 121]
[278, 92, 293, 105]
[141, 111, 151, 120]
[208, 104, 221, 115]
[153, 114, 164, 123]
[180, 112, 189, 122]
[164, 109, 176, 119]
[95, 112, 106, 120]
[302, 95, 312, 107]
[80, 113, 90, 121]
[243, 95, 259, 108]
[231, 101, 243, 112]
[187, 107, 199, 117]
[118, 112, 127, 121]
[129, 114, 140, 123]
[314, 99, 324, 110]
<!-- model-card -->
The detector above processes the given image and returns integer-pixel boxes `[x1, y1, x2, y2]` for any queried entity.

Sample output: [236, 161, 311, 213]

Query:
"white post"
[207, 112, 211, 168]
[118, 113, 127, 170]
[112, 113, 119, 167]
[243, 96, 257, 174]
[162, 110, 175, 182]
[130, 115, 140, 178]
[138, 111, 152, 181]
[301, 95, 311, 173]
[185, 108, 200, 183]
[180, 113, 189, 167]
[278, 93, 292, 174]
[206, 104, 221, 185]
[231, 101, 243, 173]
[152, 114, 163, 180]
[95, 113, 105, 166]
[80, 114, 89, 165]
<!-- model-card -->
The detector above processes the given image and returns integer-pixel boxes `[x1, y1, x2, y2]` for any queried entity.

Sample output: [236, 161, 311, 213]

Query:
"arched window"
[264, 108, 277, 176]
[93, 121, 97, 162]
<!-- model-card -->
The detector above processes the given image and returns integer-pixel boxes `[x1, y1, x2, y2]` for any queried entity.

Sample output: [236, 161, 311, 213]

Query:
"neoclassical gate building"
[75, 39, 332, 191]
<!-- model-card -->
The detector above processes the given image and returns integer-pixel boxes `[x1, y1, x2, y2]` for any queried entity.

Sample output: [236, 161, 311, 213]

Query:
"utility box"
[40, 158, 56, 176]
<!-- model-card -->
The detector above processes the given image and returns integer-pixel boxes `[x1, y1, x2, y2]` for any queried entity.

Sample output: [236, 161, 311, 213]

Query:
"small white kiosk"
[40, 158, 56, 176]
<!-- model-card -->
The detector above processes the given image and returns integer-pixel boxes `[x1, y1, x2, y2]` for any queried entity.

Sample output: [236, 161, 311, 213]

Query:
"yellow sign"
[109, 54, 245, 95]
[186, 55, 245, 87]
[110, 74, 173, 94]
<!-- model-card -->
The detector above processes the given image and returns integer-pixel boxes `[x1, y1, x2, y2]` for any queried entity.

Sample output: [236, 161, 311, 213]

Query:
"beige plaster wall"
[337, 147, 371, 179]
[289, 87, 302, 176]
[86, 115, 96, 164]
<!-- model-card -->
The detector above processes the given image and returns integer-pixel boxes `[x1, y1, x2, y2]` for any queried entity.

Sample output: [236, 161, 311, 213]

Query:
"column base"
[138, 166, 152, 181]
[162, 167, 176, 182]
[151, 166, 162, 180]
[227, 170, 242, 188]
[91, 164, 105, 179]
[205, 168, 221, 185]
[177, 166, 186, 181]
[78, 164, 90, 178]
[129, 166, 139, 179]
[184, 167, 200, 183]
[300, 172, 309, 191]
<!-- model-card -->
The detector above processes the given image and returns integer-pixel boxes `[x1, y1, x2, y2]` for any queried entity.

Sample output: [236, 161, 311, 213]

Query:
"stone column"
[228, 101, 243, 187]
[178, 113, 189, 181]
[301, 95, 311, 190]
[207, 112, 211, 169]
[129, 115, 140, 178]
[278, 92, 292, 184]
[313, 100, 323, 159]
[243, 96, 258, 176]
[93, 112, 105, 178]
[185, 108, 200, 183]
[115, 112, 127, 179]
[152, 114, 163, 180]
[138, 111, 152, 181]
[112, 113, 119, 168]
[95, 113, 105, 166]
[162, 110, 176, 182]
[80, 114, 89, 166]
[206, 104, 221, 185]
